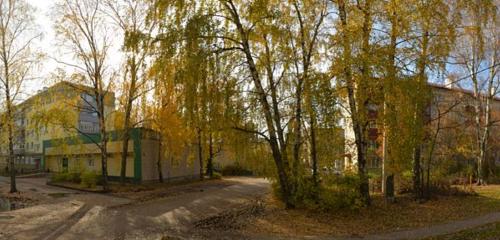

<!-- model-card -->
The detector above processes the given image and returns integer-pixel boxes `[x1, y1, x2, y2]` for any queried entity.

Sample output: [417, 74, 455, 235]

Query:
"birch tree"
[453, 0, 499, 185]
[330, 0, 372, 205]
[380, 0, 411, 200]
[0, 0, 41, 193]
[213, 0, 299, 207]
[104, 0, 155, 183]
[54, 0, 114, 190]
[288, 0, 328, 190]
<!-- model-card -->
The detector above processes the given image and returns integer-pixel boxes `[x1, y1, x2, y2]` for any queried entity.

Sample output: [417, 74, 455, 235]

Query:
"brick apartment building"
[342, 83, 500, 171]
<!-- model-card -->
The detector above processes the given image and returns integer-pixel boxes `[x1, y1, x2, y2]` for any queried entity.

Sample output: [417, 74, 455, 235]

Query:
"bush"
[51, 172, 80, 183]
[319, 173, 365, 211]
[80, 171, 100, 188]
[221, 164, 253, 176]
[489, 175, 500, 184]
[368, 169, 382, 193]
[488, 166, 500, 184]
[289, 176, 319, 207]
[67, 171, 81, 183]
[397, 170, 414, 194]
[271, 172, 365, 211]
[51, 172, 68, 182]
[211, 172, 222, 179]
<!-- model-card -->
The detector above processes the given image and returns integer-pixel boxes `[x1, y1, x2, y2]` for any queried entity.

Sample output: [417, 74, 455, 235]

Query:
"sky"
[23, 1, 499, 100]
[27, 0, 57, 92]
[25, 0, 123, 99]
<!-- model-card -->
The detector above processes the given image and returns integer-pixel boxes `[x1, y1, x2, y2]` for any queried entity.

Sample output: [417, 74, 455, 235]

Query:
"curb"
[46, 182, 110, 194]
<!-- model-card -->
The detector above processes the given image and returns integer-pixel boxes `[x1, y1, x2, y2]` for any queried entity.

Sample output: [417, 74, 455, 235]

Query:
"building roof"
[428, 83, 500, 102]
[18, 81, 115, 109]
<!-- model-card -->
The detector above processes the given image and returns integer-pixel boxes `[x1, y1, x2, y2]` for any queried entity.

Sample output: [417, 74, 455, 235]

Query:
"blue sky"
[24, 1, 498, 99]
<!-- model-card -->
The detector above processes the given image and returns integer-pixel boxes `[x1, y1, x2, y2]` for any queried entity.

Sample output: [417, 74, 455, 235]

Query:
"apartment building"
[428, 84, 500, 165]
[342, 83, 500, 170]
[342, 101, 381, 169]
[42, 128, 201, 182]
[0, 81, 201, 182]
[0, 81, 115, 171]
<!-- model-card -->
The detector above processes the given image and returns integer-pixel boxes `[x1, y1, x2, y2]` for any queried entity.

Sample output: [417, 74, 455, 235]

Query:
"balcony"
[368, 128, 378, 140]
[367, 107, 378, 120]
[13, 148, 25, 155]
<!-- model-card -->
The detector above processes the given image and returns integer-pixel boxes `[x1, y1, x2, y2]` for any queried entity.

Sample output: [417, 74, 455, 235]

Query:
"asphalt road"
[0, 176, 270, 240]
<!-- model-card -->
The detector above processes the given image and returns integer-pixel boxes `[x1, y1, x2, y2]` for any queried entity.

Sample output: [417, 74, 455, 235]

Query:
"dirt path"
[1, 177, 270, 240]
[242, 212, 500, 240]
[40, 205, 92, 240]
[0, 176, 132, 207]
[334, 211, 500, 240]
[0, 177, 264, 240]
[3, 176, 500, 240]
[241, 212, 500, 240]
[54, 177, 269, 240]
[0, 201, 85, 240]
[0, 176, 77, 195]
[0, 177, 132, 240]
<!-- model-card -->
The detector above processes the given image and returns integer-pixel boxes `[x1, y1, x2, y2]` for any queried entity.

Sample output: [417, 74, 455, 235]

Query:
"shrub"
[67, 171, 81, 183]
[271, 172, 365, 211]
[489, 175, 500, 184]
[368, 169, 382, 193]
[211, 172, 222, 179]
[290, 176, 320, 207]
[51, 172, 68, 182]
[221, 164, 253, 176]
[488, 166, 500, 184]
[52, 171, 81, 183]
[80, 171, 100, 188]
[397, 170, 414, 194]
[319, 173, 365, 211]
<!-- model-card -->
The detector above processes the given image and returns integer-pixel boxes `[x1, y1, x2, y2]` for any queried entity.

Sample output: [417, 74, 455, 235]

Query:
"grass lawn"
[424, 222, 500, 240]
[242, 185, 500, 238]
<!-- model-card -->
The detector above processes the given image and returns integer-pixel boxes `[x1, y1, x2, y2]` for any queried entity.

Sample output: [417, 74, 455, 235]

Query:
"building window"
[372, 157, 381, 168]
[62, 157, 68, 172]
[88, 159, 94, 167]
[368, 140, 378, 151]
[434, 94, 444, 102]
[465, 105, 475, 113]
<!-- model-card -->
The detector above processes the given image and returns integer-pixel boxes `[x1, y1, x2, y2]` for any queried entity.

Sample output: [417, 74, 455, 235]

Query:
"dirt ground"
[3, 176, 499, 240]
[193, 185, 500, 240]
[0, 176, 75, 210]
[0, 176, 270, 240]
[109, 178, 238, 202]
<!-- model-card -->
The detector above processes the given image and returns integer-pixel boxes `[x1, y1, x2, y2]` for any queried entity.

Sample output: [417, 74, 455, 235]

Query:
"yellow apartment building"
[1, 81, 201, 182]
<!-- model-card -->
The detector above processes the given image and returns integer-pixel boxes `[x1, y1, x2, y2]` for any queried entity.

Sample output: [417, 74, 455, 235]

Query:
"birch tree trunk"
[222, 0, 293, 207]
[0, 0, 41, 193]
[336, 0, 370, 205]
